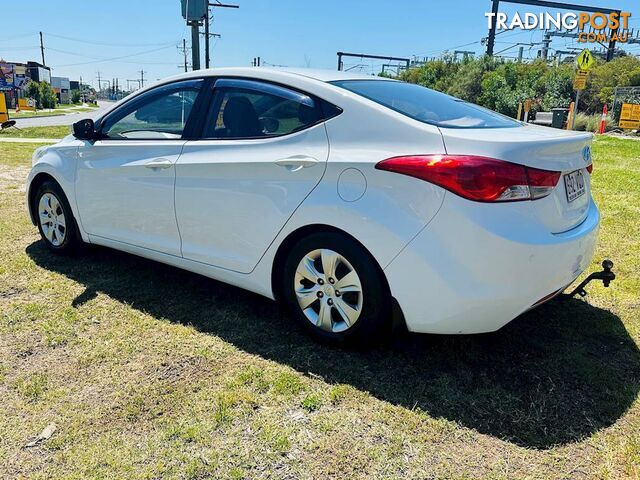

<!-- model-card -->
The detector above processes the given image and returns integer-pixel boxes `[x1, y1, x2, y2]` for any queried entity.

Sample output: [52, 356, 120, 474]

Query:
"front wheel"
[281, 232, 391, 345]
[34, 180, 81, 254]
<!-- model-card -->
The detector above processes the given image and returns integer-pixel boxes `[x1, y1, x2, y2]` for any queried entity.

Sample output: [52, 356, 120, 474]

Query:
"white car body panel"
[175, 123, 329, 273]
[75, 139, 185, 257]
[26, 67, 600, 335]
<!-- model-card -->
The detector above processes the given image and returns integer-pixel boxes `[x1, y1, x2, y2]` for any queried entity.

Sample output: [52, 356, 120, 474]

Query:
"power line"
[45, 47, 177, 65]
[53, 44, 177, 67]
[42, 32, 180, 48]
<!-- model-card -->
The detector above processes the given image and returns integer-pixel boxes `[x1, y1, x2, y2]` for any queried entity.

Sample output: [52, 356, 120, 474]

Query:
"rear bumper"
[384, 194, 599, 334]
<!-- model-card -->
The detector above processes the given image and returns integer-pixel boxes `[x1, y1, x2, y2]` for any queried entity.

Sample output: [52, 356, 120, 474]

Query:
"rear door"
[175, 78, 331, 273]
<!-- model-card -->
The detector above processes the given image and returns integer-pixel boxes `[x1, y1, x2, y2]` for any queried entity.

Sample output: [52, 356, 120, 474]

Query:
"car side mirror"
[72, 119, 96, 140]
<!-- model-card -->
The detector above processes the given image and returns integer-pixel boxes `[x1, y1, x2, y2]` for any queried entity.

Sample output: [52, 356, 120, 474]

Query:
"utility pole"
[541, 31, 552, 61]
[39, 32, 46, 66]
[204, 9, 210, 68]
[189, 20, 201, 70]
[202, 14, 222, 68]
[180, 39, 189, 72]
[97, 71, 102, 93]
[139, 70, 145, 88]
[205, 2, 239, 68]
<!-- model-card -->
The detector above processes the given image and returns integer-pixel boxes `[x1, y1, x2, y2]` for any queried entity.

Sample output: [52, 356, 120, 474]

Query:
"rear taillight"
[375, 155, 561, 202]
[586, 164, 593, 174]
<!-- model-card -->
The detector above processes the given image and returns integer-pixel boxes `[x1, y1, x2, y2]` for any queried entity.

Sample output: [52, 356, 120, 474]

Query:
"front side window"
[100, 79, 203, 139]
[203, 79, 323, 139]
[331, 79, 519, 129]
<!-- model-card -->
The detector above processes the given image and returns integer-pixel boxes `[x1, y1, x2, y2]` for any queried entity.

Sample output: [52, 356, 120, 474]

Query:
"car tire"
[34, 180, 82, 254]
[281, 231, 391, 345]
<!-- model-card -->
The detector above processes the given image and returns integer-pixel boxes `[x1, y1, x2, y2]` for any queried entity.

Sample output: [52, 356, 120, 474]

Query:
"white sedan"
[26, 67, 598, 344]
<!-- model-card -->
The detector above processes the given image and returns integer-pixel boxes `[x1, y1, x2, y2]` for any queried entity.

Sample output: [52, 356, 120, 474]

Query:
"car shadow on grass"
[26, 241, 640, 449]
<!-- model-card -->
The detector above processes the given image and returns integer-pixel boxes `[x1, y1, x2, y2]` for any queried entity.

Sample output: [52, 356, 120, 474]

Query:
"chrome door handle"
[144, 158, 173, 170]
[275, 155, 319, 172]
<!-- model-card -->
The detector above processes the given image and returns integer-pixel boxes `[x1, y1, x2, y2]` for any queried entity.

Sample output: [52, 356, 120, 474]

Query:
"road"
[13, 101, 116, 127]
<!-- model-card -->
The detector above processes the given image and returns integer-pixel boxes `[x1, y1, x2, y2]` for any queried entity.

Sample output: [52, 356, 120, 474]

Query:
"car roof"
[164, 66, 383, 84]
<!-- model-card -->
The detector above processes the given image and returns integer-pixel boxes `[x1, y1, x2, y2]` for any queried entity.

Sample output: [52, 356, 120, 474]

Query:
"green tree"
[23, 81, 41, 107]
[71, 89, 82, 104]
[38, 82, 57, 109]
[582, 56, 640, 112]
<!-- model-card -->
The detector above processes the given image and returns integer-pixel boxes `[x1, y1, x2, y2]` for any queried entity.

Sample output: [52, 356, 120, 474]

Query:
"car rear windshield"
[330, 80, 520, 129]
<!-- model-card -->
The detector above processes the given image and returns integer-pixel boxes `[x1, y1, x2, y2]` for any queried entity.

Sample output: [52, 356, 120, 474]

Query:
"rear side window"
[203, 79, 332, 139]
[331, 80, 519, 129]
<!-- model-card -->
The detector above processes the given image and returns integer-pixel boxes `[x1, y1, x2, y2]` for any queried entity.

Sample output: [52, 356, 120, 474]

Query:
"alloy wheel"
[38, 192, 66, 247]
[294, 248, 363, 333]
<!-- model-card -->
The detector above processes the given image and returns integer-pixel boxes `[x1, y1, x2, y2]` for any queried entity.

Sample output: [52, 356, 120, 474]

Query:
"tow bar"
[564, 259, 616, 298]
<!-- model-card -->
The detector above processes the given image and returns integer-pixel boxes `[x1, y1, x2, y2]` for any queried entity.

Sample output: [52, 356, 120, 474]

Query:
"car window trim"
[191, 76, 341, 141]
[95, 78, 208, 141]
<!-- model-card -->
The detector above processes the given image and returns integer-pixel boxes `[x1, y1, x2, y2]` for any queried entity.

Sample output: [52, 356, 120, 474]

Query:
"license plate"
[564, 169, 586, 202]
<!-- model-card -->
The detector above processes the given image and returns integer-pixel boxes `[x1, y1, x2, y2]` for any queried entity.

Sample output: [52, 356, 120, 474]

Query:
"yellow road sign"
[573, 70, 588, 90]
[576, 49, 594, 71]
[0, 92, 8, 123]
[619, 103, 640, 129]
[18, 98, 36, 111]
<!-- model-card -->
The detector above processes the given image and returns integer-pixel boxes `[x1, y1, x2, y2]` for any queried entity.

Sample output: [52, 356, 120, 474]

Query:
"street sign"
[573, 70, 589, 91]
[0, 92, 8, 123]
[576, 49, 594, 71]
[619, 103, 640, 129]
[18, 98, 36, 111]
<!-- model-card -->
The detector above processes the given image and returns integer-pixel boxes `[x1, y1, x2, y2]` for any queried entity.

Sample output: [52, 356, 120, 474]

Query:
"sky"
[1, 0, 639, 89]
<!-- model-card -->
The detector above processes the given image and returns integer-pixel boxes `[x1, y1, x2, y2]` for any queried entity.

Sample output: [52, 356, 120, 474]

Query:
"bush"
[572, 113, 590, 131]
[71, 90, 81, 104]
[572, 113, 615, 132]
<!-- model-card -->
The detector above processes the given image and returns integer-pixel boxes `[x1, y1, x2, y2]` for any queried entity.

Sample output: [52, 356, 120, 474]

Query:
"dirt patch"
[0, 164, 29, 192]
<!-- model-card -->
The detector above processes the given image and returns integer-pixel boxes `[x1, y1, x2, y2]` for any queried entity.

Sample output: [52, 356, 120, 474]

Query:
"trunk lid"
[439, 124, 593, 233]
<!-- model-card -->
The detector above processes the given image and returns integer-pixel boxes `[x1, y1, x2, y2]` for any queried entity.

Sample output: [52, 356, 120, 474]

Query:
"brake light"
[375, 155, 561, 202]
[586, 164, 593, 174]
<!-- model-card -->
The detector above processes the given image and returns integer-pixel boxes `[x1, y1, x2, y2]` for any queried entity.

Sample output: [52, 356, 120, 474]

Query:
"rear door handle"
[275, 155, 319, 172]
[144, 158, 173, 170]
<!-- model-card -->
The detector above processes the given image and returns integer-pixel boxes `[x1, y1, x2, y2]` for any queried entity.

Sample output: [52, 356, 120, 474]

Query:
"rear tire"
[281, 232, 391, 345]
[34, 180, 81, 254]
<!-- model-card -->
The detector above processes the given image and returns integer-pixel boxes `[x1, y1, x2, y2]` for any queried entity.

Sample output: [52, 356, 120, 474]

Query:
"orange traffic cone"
[599, 104, 608, 134]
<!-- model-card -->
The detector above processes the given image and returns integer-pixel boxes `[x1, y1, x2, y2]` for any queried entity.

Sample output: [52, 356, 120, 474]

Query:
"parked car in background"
[26, 68, 598, 344]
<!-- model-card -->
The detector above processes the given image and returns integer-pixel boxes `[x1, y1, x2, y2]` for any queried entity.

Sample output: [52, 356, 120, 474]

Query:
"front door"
[75, 79, 203, 256]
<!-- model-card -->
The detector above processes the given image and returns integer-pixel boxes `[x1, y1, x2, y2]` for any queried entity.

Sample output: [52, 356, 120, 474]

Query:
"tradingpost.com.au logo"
[485, 11, 632, 43]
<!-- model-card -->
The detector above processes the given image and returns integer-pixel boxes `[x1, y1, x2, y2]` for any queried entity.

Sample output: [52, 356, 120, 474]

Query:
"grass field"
[0, 132, 639, 479]
[0, 126, 70, 139]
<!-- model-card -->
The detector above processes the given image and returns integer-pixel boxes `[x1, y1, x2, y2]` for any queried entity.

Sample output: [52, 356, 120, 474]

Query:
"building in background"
[27, 61, 51, 84]
[51, 76, 70, 104]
